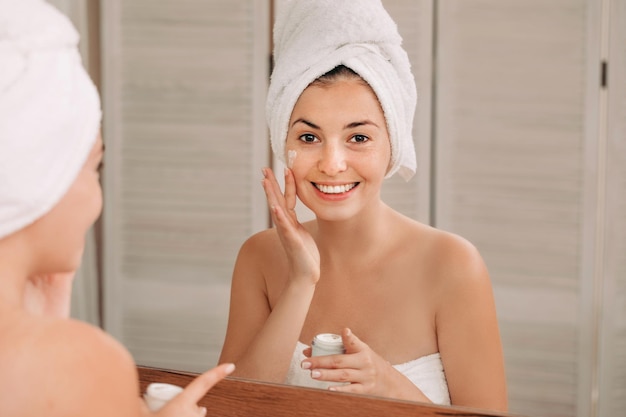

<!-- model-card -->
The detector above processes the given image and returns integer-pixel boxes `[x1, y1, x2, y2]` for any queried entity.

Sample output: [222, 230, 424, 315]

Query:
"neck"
[0, 235, 73, 318]
[22, 273, 74, 318]
[0, 236, 32, 312]
[314, 200, 393, 264]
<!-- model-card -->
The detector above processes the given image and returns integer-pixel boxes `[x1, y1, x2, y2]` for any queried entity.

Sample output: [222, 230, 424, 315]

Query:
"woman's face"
[286, 78, 391, 221]
[28, 133, 104, 274]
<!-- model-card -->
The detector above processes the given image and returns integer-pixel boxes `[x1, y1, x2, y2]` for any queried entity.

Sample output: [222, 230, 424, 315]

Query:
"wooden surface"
[137, 366, 522, 417]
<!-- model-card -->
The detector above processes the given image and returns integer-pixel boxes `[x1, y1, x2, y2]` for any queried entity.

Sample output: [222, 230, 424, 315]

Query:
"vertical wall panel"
[101, 0, 269, 371]
[599, 0, 626, 415]
[434, 1, 590, 416]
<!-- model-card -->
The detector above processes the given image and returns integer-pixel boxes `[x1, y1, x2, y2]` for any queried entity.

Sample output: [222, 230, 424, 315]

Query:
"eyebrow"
[344, 120, 379, 129]
[291, 118, 380, 130]
[291, 118, 320, 129]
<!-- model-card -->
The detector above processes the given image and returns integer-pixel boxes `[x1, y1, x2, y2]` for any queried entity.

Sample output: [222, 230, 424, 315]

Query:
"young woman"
[219, 0, 507, 411]
[0, 2, 233, 416]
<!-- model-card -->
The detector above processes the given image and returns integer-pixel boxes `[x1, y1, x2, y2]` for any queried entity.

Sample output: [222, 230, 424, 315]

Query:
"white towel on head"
[267, 0, 417, 181]
[0, 0, 101, 239]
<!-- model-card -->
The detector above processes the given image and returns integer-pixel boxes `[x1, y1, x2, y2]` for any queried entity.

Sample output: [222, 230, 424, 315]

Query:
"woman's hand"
[301, 328, 430, 402]
[151, 363, 235, 417]
[262, 167, 320, 286]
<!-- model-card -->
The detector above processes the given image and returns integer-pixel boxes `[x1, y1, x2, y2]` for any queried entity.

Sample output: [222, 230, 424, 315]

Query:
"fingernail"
[284, 167, 289, 176]
[200, 406, 208, 416]
[345, 328, 351, 336]
[225, 363, 235, 374]
[301, 361, 311, 369]
[329, 387, 337, 391]
[311, 370, 321, 379]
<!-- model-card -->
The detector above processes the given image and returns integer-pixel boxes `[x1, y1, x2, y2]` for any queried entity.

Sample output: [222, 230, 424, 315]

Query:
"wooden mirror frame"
[138, 366, 524, 417]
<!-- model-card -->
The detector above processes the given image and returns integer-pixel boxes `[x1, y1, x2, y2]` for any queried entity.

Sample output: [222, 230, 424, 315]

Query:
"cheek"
[285, 145, 307, 173]
[71, 176, 103, 228]
[90, 178, 104, 217]
[354, 148, 391, 177]
[380, 143, 393, 175]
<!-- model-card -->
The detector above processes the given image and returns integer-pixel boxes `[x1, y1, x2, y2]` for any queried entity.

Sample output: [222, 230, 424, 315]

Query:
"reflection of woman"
[219, 0, 507, 410]
[0, 2, 233, 416]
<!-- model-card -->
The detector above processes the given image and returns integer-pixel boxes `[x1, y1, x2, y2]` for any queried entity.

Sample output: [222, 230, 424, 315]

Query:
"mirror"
[55, 1, 625, 417]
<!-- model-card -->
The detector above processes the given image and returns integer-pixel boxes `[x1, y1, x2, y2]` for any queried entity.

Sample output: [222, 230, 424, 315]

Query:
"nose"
[317, 142, 347, 176]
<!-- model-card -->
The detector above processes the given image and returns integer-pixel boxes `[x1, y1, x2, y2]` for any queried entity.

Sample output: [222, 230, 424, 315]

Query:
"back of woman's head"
[0, 0, 102, 240]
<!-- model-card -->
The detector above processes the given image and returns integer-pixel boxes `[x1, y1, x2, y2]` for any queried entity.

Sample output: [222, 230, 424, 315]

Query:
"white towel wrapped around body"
[267, 0, 417, 181]
[0, 0, 102, 239]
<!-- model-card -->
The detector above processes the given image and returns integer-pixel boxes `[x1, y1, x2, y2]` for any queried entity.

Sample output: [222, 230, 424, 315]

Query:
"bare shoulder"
[0, 317, 140, 417]
[234, 226, 287, 284]
[238, 227, 282, 259]
[428, 227, 488, 281]
[416, 227, 507, 411]
[398, 217, 490, 291]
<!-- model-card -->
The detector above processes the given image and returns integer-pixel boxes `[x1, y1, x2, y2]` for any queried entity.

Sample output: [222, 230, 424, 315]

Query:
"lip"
[311, 182, 359, 201]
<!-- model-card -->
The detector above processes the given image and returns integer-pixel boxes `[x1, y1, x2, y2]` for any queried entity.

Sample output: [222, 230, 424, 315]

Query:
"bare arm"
[436, 235, 508, 412]
[219, 168, 320, 382]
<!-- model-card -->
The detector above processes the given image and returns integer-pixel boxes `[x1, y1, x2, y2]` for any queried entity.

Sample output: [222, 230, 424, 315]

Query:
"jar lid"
[146, 383, 183, 400]
[314, 333, 343, 346]
[144, 383, 183, 411]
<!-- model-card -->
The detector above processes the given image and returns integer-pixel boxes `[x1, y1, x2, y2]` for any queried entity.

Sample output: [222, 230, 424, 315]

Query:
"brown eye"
[350, 134, 369, 143]
[299, 133, 318, 143]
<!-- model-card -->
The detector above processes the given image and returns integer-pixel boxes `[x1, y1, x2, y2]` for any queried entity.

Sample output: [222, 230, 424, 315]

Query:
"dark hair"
[310, 65, 368, 88]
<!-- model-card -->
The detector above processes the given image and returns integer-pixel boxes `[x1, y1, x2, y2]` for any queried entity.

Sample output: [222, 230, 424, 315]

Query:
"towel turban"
[267, 0, 417, 181]
[0, 0, 102, 239]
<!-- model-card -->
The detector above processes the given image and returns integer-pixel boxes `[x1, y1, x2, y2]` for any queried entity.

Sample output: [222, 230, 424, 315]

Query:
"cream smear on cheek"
[287, 150, 297, 169]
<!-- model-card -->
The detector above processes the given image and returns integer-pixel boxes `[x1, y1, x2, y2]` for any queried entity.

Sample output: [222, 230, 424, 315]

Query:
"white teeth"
[315, 183, 357, 194]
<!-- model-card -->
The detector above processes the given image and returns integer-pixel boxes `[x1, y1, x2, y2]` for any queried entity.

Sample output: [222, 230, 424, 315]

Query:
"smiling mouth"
[313, 182, 359, 194]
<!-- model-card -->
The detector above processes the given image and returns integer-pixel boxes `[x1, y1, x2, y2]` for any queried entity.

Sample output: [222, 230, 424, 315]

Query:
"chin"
[309, 205, 361, 222]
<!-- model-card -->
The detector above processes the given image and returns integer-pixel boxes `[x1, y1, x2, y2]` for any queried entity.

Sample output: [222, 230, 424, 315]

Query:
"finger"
[302, 346, 312, 358]
[261, 168, 284, 210]
[174, 363, 235, 405]
[310, 367, 357, 384]
[265, 186, 303, 245]
[328, 382, 366, 395]
[262, 186, 288, 231]
[341, 328, 366, 354]
[283, 168, 297, 214]
[271, 204, 298, 239]
[302, 352, 358, 371]
[265, 168, 290, 205]
[262, 169, 296, 230]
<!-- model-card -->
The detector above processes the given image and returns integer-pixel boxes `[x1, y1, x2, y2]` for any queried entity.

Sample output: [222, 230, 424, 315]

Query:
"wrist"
[285, 278, 317, 294]
[287, 268, 320, 287]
